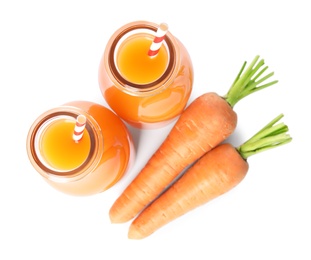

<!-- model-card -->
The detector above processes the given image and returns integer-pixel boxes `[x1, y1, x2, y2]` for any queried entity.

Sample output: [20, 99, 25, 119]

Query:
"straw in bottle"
[148, 23, 168, 57]
[73, 115, 87, 142]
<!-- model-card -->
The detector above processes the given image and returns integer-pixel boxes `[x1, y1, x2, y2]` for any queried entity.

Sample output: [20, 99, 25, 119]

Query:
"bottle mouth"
[107, 22, 176, 93]
[27, 108, 102, 183]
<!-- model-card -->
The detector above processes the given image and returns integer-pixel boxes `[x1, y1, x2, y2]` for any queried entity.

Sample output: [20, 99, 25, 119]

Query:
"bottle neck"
[27, 108, 103, 183]
[106, 21, 178, 96]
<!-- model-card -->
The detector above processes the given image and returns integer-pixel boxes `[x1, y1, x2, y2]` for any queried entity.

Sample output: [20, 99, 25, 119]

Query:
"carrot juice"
[40, 117, 91, 171]
[98, 21, 194, 129]
[27, 101, 135, 196]
[116, 35, 168, 85]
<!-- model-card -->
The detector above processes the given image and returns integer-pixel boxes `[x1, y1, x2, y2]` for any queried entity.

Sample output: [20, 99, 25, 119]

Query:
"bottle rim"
[104, 21, 179, 96]
[26, 106, 104, 183]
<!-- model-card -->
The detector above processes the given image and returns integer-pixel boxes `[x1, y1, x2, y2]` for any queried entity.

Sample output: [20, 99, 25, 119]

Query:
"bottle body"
[26, 101, 135, 196]
[98, 21, 194, 129]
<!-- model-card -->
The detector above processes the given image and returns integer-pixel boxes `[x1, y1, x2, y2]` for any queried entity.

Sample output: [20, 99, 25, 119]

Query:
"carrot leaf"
[236, 114, 292, 160]
[224, 55, 278, 107]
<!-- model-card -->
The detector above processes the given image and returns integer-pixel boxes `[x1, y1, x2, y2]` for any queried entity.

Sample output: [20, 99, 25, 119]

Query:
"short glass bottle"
[26, 101, 135, 196]
[98, 20, 194, 129]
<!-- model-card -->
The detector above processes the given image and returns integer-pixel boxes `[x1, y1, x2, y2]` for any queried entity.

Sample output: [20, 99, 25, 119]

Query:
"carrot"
[128, 114, 292, 239]
[109, 55, 278, 223]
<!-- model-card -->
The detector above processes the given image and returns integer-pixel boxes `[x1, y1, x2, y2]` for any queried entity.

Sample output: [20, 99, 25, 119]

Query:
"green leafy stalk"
[236, 114, 292, 160]
[224, 55, 278, 107]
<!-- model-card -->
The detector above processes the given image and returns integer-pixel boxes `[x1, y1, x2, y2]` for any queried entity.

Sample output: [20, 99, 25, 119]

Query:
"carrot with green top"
[129, 114, 292, 239]
[109, 55, 278, 223]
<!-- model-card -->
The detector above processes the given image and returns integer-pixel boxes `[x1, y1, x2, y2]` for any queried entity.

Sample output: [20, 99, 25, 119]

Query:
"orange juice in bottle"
[26, 101, 135, 196]
[98, 21, 194, 129]
[40, 117, 91, 171]
[117, 34, 168, 84]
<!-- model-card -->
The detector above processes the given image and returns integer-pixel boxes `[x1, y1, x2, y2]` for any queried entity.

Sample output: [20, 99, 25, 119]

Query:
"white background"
[1, 0, 310, 259]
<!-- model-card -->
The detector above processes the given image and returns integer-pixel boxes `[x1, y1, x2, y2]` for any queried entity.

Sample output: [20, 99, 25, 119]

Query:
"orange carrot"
[129, 114, 292, 239]
[109, 55, 278, 223]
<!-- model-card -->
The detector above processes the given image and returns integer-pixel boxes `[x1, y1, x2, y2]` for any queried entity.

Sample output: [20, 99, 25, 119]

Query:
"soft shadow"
[125, 123, 142, 154]
[223, 127, 245, 148]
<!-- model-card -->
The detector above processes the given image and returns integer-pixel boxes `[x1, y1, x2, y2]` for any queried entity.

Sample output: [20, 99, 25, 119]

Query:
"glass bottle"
[26, 101, 135, 196]
[98, 20, 194, 129]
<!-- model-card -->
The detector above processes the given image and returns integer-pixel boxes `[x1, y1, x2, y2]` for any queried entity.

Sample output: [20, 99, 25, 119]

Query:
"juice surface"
[117, 35, 168, 85]
[40, 118, 91, 171]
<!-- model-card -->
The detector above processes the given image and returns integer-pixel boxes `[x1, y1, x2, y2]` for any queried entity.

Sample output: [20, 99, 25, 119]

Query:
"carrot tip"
[128, 225, 146, 240]
[109, 214, 127, 224]
[109, 207, 135, 223]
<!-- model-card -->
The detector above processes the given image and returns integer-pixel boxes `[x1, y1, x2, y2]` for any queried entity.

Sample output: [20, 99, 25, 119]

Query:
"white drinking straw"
[73, 115, 86, 142]
[148, 23, 168, 57]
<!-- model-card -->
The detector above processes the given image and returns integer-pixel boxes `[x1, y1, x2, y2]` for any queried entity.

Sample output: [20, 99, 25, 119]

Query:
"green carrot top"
[224, 55, 278, 107]
[237, 114, 292, 160]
